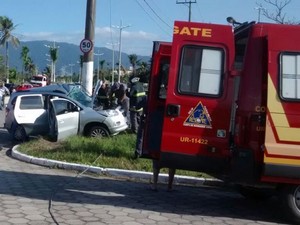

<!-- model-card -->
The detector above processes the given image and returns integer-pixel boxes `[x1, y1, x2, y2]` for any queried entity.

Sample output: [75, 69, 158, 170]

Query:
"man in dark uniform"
[128, 75, 145, 133]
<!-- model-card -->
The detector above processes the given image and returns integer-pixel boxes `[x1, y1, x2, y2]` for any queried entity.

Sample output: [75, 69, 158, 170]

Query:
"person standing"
[134, 95, 147, 158]
[128, 76, 145, 133]
[116, 84, 130, 126]
[0, 82, 10, 110]
[97, 82, 109, 109]
[151, 160, 176, 192]
[132, 86, 176, 191]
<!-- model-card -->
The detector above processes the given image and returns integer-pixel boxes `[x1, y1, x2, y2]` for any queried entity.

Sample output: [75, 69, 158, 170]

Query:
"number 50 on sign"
[80, 39, 93, 53]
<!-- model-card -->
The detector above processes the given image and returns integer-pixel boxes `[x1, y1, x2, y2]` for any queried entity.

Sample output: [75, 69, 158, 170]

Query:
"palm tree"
[128, 54, 138, 75]
[25, 57, 36, 76]
[0, 55, 5, 80]
[48, 43, 59, 82]
[136, 61, 150, 83]
[99, 59, 105, 80]
[49, 47, 58, 82]
[0, 16, 20, 83]
[20, 46, 29, 79]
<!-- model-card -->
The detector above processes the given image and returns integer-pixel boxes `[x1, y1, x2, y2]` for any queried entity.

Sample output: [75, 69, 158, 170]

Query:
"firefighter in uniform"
[129, 75, 145, 133]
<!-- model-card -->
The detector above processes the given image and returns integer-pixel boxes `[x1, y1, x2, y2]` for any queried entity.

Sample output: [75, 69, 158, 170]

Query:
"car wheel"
[14, 125, 28, 142]
[280, 185, 300, 223]
[88, 126, 109, 138]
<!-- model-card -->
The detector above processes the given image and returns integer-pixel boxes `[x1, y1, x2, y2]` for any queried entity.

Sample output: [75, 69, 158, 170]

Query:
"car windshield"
[31, 76, 43, 81]
[66, 84, 93, 107]
[28, 83, 95, 108]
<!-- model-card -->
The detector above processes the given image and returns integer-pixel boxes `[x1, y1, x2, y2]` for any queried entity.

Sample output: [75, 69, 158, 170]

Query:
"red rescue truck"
[142, 20, 300, 223]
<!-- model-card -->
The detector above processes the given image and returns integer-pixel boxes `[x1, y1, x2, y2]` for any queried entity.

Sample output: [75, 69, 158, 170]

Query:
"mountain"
[0, 40, 151, 75]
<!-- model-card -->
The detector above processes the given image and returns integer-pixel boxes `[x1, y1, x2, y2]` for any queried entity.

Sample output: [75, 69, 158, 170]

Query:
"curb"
[11, 145, 223, 187]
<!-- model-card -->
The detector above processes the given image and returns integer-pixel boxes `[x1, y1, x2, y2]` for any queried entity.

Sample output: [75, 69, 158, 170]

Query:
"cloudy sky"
[1, 0, 300, 56]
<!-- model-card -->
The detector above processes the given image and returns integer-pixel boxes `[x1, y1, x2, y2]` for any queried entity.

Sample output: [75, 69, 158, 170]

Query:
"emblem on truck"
[183, 101, 212, 128]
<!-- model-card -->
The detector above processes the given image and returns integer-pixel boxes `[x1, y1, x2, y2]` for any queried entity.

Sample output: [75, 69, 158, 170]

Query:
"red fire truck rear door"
[158, 21, 236, 172]
[142, 41, 172, 159]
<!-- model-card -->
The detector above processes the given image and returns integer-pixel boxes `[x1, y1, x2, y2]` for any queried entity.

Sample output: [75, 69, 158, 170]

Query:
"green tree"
[0, 55, 5, 80]
[137, 61, 150, 83]
[128, 54, 138, 75]
[8, 68, 17, 82]
[48, 43, 59, 82]
[25, 57, 36, 76]
[0, 16, 20, 83]
[20, 46, 30, 79]
[99, 59, 105, 80]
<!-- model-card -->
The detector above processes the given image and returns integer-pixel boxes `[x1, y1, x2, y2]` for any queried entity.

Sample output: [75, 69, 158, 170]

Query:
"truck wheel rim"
[294, 186, 300, 212]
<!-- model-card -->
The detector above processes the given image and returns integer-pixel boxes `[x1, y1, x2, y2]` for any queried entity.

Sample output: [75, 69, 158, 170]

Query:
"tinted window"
[19, 96, 44, 109]
[158, 59, 170, 99]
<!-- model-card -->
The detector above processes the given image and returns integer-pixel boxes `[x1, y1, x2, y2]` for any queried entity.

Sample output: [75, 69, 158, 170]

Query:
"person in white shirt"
[0, 82, 10, 110]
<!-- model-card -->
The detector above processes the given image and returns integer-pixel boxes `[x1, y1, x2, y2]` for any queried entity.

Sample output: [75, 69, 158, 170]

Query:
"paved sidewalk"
[0, 100, 290, 225]
[0, 145, 289, 225]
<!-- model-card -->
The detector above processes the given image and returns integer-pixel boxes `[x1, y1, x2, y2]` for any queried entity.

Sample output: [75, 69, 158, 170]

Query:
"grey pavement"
[0, 109, 292, 225]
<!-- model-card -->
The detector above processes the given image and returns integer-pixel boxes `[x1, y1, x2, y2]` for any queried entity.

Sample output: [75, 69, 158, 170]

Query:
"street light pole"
[94, 51, 104, 80]
[69, 64, 75, 76]
[113, 20, 130, 83]
[44, 42, 59, 83]
[107, 42, 119, 84]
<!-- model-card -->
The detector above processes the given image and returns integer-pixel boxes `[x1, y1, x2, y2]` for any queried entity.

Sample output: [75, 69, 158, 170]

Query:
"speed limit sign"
[80, 38, 93, 53]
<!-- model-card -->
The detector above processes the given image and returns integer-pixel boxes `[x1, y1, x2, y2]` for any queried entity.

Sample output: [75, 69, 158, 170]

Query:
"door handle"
[166, 104, 180, 117]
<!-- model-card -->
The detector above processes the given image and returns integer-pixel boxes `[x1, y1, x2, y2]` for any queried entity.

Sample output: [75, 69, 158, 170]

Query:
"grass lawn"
[17, 133, 210, 178]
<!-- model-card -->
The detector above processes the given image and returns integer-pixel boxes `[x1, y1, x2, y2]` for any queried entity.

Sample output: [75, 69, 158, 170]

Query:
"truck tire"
[280, 185, 300, 224]
[237, 185, 274, 200]
[88, 126, 109, 138]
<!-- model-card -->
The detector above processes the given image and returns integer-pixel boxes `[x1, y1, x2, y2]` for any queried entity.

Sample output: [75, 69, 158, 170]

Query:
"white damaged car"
[4, 83, 128, 141]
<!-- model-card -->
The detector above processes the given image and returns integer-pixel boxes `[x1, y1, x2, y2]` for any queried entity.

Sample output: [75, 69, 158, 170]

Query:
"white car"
[4, 88, 128, 142]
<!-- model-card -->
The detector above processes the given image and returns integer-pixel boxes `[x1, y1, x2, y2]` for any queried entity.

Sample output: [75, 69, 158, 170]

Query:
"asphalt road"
[0, 108, 292, 225]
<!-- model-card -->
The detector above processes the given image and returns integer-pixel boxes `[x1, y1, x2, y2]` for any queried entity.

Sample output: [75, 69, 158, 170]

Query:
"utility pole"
[113, 20, 130, 83]
[176, 0, 196, 22]
[82, 0, 96, 95]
